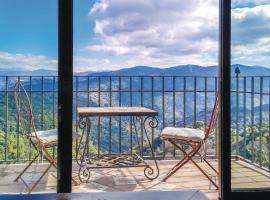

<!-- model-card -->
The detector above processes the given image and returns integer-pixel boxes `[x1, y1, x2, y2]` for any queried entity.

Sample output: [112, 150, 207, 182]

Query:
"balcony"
[0, 75, 270, 199]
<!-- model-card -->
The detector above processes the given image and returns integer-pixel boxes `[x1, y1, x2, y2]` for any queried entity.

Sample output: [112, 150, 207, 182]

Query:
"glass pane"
[0, 0, 58, 194]
[231, 0, 270, 190]
[73, 0, 219, 199]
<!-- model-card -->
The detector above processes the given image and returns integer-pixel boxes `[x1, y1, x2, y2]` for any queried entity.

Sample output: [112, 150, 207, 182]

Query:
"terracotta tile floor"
[232, 160, 270, 189]
[0, 160, 269, 200]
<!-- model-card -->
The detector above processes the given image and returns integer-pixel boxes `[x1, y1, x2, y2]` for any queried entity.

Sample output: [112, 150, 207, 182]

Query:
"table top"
[77, 106, 158, 117]
[0, 191, 208, 200]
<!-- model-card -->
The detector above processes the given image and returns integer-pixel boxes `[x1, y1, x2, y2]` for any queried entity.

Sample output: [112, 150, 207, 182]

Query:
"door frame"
[57, 0, 73, 193]
[219, 0, 270, 199]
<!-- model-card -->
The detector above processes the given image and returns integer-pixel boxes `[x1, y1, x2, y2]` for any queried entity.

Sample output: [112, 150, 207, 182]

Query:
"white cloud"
[232, 0, 270, 8]
[232, 4, 270, 66]
[0, 51, 57, 70]
[86, 0, 219, 69]
[74, 56, 122, 72]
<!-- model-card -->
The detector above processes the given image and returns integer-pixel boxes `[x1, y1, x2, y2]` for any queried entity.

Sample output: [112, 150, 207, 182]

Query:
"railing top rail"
[0, 75, 218, 78]
[236, 75, 270, 78]
[1, 75, 270, 78]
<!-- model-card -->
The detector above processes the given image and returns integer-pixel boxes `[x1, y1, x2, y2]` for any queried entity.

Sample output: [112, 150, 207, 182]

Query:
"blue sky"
[0, 0, 57, 57]
[0, 0, 269, 72]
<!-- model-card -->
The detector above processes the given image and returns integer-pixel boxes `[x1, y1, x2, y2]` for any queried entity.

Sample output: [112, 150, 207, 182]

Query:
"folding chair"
[14, 81, 79, 193]
[161, 94, 219, 189]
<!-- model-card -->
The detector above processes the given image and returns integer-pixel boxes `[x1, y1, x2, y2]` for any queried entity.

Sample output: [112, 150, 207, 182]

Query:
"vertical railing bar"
[98, 77, 101, 156]
[109, 76, 112, 155]
[183, 77, 186, 127]
[52, 76, 56, 159]
[162, 77, 165, 158]
[40, 77, 44, 161]
[268, 77, 270, 171]
[193, 77, 197, 128]
[53, 76, 56, 128]
[41, 77, 44, 130]
[151, 77, 155, 154]
[140, 77, 144, 157]
[5, 76, 8, 161]
[204, 77, 207, 132]
[119, 77, 122, 154]
[214, 77, 218, 156]
[173, 76, 176, 157]
[29, 76, 33, 160]
[259, 77, 263, 167]
[236, 74, 239, 158]
[251, 77, 255, 163]
[17, 76, 20, 161]
[204, 77, 208, 157]
[75, 77, 78, 132]
[243, 77, 247, 159]
[130, 77, 133, 155]
[88, 76, 90, 107]
[75, 76, 79, 160]
[173, 76, 176, 127]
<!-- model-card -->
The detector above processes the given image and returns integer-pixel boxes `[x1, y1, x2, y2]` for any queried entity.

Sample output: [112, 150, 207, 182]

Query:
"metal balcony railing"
[232, 75, 270, 171]
[0, 75, 269, 173]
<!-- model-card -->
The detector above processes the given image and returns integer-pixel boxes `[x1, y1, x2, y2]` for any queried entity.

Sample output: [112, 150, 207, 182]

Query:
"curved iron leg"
[142, 116, 159, 180]
[76, 116, 91, 183]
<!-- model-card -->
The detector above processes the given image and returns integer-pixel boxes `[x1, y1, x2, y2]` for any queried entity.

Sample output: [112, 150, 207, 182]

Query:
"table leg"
[132, 116, 143, 156]
[76, 116, 91, 183]
[142, 116, 160, 180]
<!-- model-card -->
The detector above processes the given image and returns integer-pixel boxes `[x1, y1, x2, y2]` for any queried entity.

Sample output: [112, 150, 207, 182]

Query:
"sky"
[0, 0, 269, 72]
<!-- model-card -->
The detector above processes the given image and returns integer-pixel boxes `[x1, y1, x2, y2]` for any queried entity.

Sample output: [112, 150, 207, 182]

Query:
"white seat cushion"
[33, 129, 80, 144]
[161, 127, 205, 141]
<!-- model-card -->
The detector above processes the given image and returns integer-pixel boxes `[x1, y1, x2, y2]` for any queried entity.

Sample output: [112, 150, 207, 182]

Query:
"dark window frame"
[57, 0, 73, 193]
[220, 0, 270, 199]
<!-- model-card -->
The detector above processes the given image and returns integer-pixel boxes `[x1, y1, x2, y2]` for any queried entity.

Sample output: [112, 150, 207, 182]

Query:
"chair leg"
[195, 151, 218, 174]
[173, 141, 219, 189]
[162, 142, 200, 182]
[42, 147, 80, 186]
[14, 154, 39, 182]
[203, 157, 218, 174]
[28, 163, 53, 194]
[162, 155, 191, 182]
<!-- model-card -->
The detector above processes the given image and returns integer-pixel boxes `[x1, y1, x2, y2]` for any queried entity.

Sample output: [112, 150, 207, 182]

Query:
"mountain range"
[0, 64, 270, 76]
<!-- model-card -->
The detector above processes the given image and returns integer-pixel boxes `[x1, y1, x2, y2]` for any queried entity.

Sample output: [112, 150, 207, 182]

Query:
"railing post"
[5, 76, 8, 161]
[269, 77, 270, 171]
[162, 77, 165, 158]
[251, 77, 255, 163]
[235, 66, 240, 159]
[259, 77, 263, 167]
[243, 77, 247, 159]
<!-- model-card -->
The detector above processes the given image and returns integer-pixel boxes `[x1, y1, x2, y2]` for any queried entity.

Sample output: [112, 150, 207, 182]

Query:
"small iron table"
[76, 107, 159, 183]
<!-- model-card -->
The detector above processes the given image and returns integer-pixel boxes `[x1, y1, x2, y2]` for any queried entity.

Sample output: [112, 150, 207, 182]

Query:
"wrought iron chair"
[14, 80, 79, 193]
[161, 94, 219, 189]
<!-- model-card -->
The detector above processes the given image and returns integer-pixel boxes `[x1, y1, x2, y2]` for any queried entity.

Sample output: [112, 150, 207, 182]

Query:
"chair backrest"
[204, 93, 219, 140]
[14, 81, 37, 139]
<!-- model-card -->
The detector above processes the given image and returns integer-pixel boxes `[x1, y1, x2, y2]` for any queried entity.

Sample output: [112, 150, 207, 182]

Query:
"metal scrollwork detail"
[145, 116, 158, 128]
[79, 117, 87, 129]
[143, 116, 159, 180]
[144, 165, 158, 180]
[78, 166, 91, 183]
